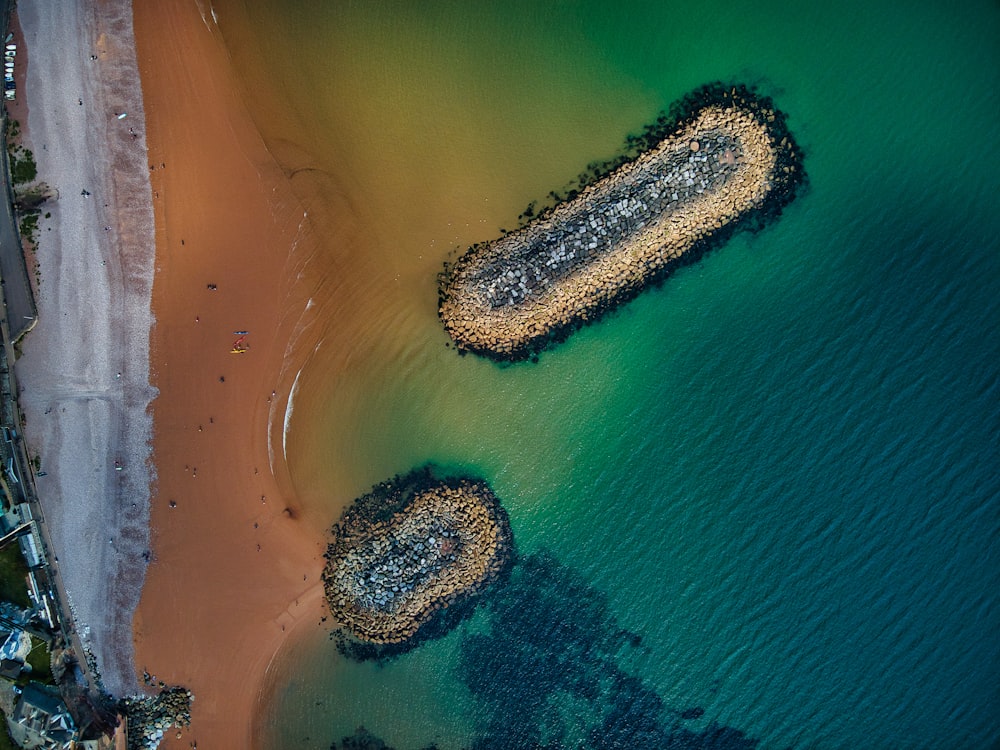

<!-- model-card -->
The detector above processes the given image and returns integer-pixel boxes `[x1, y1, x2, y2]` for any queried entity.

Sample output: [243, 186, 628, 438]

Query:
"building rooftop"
[9, 682, 78, 749]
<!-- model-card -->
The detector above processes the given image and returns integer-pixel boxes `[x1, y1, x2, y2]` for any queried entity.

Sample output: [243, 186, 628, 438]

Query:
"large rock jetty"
[323, 467, 513, 647]
[439, 83, 805, 361]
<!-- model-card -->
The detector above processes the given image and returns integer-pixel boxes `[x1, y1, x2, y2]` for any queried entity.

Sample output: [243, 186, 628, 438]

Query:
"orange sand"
[131, 1, 329, 746]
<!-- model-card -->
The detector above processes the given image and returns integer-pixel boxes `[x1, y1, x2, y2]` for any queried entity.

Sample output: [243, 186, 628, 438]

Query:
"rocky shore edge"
[121, 684, 193, 750]
[323, 466, 514, 656]
[438, 82, 806, 362]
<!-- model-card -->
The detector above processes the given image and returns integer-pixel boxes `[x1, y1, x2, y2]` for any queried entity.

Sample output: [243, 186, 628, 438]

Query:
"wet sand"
[131, 0, 329, 745]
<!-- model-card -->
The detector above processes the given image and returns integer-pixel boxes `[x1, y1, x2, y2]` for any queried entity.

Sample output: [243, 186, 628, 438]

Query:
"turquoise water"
[217, 0, 1000, 747]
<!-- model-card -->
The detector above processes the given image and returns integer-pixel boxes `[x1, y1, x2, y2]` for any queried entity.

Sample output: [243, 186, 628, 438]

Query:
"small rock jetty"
[122, 686, 193, 750]
[439, 83, 805, 361]
[323, 467, 513, 645]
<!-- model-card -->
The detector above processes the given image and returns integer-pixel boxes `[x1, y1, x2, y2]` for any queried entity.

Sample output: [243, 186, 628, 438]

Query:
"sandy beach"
[13, 0, 331, 744]
[130, 0, 330, 746]
[14, 0, 156, 697]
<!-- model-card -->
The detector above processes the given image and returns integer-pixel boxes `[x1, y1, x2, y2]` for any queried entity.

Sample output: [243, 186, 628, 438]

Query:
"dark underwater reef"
[332, 552, 759, 750]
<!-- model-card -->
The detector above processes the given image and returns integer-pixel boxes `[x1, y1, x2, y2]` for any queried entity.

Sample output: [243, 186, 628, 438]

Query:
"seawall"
[438, 83, 805, 361]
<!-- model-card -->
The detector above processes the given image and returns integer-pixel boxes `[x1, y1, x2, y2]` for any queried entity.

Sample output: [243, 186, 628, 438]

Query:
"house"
[6, 682, 78, 749]
[0, 628, 30, 679]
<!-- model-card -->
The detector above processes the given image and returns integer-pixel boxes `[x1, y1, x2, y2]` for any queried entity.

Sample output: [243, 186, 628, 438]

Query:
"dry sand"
[14, 0, 332, 744]
[131, 0, 329, 746]
[15, 0, 157, 697]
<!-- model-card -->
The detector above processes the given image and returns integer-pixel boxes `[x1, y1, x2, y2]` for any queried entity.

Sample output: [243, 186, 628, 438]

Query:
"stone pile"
[122, 686, 193, 750]
[323, 471, 513, 644]
[439, 84, 805, 361]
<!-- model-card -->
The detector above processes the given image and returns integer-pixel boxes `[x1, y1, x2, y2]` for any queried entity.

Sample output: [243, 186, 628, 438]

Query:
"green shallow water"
[212, 0, 999, 747]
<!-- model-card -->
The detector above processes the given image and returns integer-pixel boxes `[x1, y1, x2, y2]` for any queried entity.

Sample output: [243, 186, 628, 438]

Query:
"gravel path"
[13, 0, 155, 697]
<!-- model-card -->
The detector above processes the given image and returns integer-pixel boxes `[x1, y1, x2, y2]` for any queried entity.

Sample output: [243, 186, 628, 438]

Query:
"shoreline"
[439, 84, 805, 361]
[131, 0, 330, 746]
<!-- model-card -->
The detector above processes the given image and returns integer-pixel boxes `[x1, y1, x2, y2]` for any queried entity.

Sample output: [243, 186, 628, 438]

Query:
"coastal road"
[0, 1, 38, 342]
[0, 136, 36, 341]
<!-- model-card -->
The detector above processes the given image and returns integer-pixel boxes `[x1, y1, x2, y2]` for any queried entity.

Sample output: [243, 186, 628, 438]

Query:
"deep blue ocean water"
[212, 0, 1000, 747]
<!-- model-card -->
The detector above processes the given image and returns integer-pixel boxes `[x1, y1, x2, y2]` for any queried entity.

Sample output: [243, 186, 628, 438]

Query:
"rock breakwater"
[323, 467, 513, 647]
[122, 686, 193, 750]
[438, 83, 805, 361]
